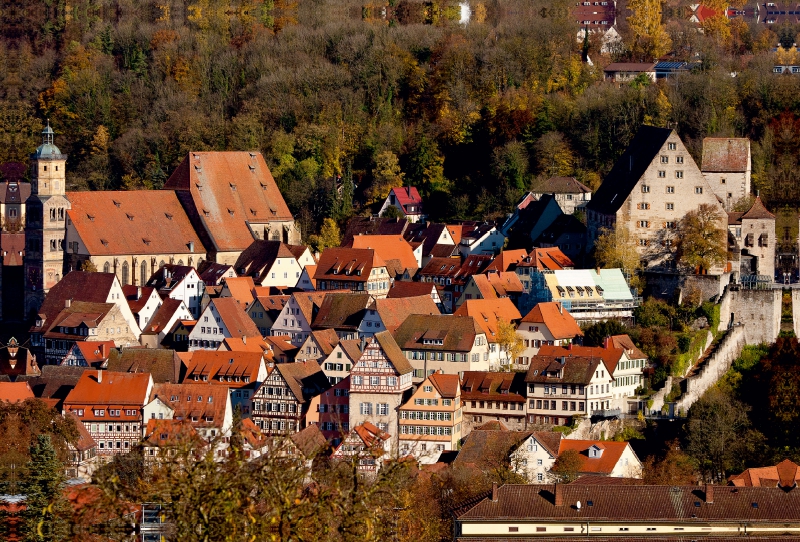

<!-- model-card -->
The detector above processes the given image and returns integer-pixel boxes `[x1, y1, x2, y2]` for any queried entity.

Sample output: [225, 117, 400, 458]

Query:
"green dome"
[34, 143, 62, 158]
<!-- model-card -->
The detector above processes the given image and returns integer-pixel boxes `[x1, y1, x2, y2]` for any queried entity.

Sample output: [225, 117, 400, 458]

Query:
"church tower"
[24, 123, 71, 317]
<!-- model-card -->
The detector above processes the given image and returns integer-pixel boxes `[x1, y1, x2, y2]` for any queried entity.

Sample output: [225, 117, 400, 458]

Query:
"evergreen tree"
[22, 435, 69, 542]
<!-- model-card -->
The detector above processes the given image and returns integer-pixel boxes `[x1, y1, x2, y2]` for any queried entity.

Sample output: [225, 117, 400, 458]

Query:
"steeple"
[32, 120, 63, 160]
[42, 120, 54, 146]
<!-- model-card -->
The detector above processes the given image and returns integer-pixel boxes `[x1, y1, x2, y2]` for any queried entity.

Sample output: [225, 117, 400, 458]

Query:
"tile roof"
[311, 292, 371, 331]
[729, 459, 800, 488]
[106, 348, 181, 383]
[31, 271, 116, 334]
[428, 372, 460, 398]
[524, 355, 603, 385]
[453, 429, 532, 471]
[68, 412, 97, 452]
[121, 285, 157, 315]
[741, 196, 775, 220]
[393, 314, 483, 352]
[486, 249, 528, 272]
[197, 262, 236, 285]
[373, 295, 440, 333]
[222, 277, 256, 307]
[454, 298, 522, 342]
[274, 361, 331, 404]
[372, 331, 414, 375]
[290, 424, 330, 458]
[1, 232, 25, 266]
[521, 302, 583, 340]
[587, 126, 673, 215]
[701, 137, 750, 172]
[531, 176, 592, 194]
[17, 365, 85, 407]
[163, 151, 293, 252]
[210, 297, 262, 338]
[337, 339, 363, 362]
[486, 272, 524, 296]
[461, 371, 527, 402]
[144, 418, 201, 447]
[604, 62, 657, 71]
[65, 370, 151, 406]
[314, 248, 385, 283]
[387, 281, 437, 299]
[43, 302, 115, 340]
[403, 222, 453, 256]
[350, 235, 419, 272]
[73, 341, 116, 366]
[352, 421, 391, 448]
[146, 265, 198, 293]
[557, 439, 632, 475]
[142, 298, 187, 334]
[389, 186, 423, 208]
[251, 295, 288, 320]
[152, 382, 231, 429]
[66, 190, 203, 256]
[532, 431, 563, 457]
[516, 247, 574, 270]
[183, 350, 263, 385]
[610, 334, 647, 361]
[342, 216, 411, 246]
[308, 329, 340, 356]
[537, 344, 625, 375]
[728, 211, 745, 225]
[233, 240, 303, 283]
[0, 382, 34, 402]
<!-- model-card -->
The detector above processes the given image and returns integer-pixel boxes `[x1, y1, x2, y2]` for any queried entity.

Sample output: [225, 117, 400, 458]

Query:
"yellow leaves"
[627, 0, 672, 59]
[547, 55, 588, 96]
[701, 14, 732, 46]
[776, 45, 800, 66]
[91, 125, 110, 155]
[644, 89, 672, 127]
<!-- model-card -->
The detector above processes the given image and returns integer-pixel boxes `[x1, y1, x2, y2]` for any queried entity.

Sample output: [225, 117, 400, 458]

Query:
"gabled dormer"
[588, 443, 605, 458]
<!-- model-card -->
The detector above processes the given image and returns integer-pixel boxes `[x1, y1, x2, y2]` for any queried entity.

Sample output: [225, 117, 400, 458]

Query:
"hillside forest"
[3, 0, 800, 240]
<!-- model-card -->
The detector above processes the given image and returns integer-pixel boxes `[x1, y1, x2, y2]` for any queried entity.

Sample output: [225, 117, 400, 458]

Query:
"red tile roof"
[429, 372, 460, 398]
[144, 418, 201, 447]
[373, 295, 440, 333]
[274, 360, 331, 404]
[352, 421, 391, 447]
[610, 334, 647, 361]
[121, 285, 157, 315]
[183, 350, 263, 386]
[702, 137, 750, 172]
[390, 186, 422, 208]
[350, 234, 419, 272]
[387, 281, 437, 299]
[461, 371, 527, 402]
[454, 298, 522, 342]
[0, 382, 34, 402]
[152, 382, 231, 428]
[314, 248, 386, 283]
[557, 439, 632, 475]
[31, 271, 116, 334]
[729, 459, 800, 488]
[73, 341, 116, 365]
[393, 314, 484, 353]
[164, 151, 293, 252]
[741, 196, 775, 220]
[222, 277, 256, 307]
[142, 298, 186, 334]
[1, 232, 25, 266]
[516, 247, 574, 270]
[486, 249, 528, 272]
[233, 240, 305, 284]
[537, 344, 625, 374]
[521, 302, 583, 340]
[210, 297, 262, 339]
[65, 370, 151, 406]
[66, 190, 203, 256]
[106, 348, 181, 383]
[486, 272, 524, 296]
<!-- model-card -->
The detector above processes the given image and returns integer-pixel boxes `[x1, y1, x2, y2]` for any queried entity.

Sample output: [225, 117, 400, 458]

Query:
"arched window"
[49, 209, 56, 221]
[103, 262, 110, 273]
[177, 260, 184, 266]
[58, 208, 64, 220]
[121, 261, 129, 285]
[188, 257, 193, 267]
[141, 261, 148, 283]
[159, 260, 165, 269]
[270, 231, 280, 241]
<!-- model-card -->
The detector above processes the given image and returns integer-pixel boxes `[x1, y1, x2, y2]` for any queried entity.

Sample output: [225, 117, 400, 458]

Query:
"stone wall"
[648, 375, 673, 414]
[643, 271, 730, 303]
[724, 287, 782, 345]
[675, 325, 746, 413]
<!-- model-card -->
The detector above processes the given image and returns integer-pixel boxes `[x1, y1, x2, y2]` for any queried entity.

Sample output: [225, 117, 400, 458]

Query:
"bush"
[634, 298, 675, 328]
[651, 366, 669, 390]
[582, 320, 626, 347]
[677, 334, 691, 354]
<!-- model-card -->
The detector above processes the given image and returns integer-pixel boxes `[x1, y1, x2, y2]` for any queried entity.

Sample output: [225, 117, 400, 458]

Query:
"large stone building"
[586, 126, 727, 269]
[728, 196, 776, 280]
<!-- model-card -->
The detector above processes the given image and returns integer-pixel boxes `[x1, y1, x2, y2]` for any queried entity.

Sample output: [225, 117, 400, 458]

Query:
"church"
[23, 125, 300, 318]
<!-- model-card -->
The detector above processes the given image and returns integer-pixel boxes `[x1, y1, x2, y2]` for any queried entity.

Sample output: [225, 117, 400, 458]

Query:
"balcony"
[591, 408, 621, 419]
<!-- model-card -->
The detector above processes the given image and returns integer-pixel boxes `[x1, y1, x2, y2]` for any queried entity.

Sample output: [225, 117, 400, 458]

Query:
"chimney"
[189, 241, 195, 253]
[491, 482, 498, 502]
[360, 336, 366, 351]
[137, 286, 142, 300]
[243, 336, 247, 345]
[65, 299, 71, 308]
[99, 343, 105, 358]
[163, 267, 168, 279]
[558, 302, 563, 314]
[604, 336, 610, 349]
[705, 484, 714, 504]
[96, 370, 102, 383]
[554, 483, 564, 506]
[596, 267, 601, 275]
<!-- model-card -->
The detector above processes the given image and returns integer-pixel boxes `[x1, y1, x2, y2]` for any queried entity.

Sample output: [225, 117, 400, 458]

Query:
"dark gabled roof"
[311, 293, 371, 331]
[531, 176, 592, 195]
[142, 298, 186, 334]
[274, 361, 331, 404]
[393, 314, 483, 353]
[313, 248, 385, 283]
[341, 216, 410, 246]
[387, 281, 437, 299]
[587, 126, 673, 215]
[524, 355, 603, 385]
[457, 484, 800, 522]
[373, 331, 414, 375]
[31, 272, 116, 334]
[453, 429, 532, 471]
[291, 424, 330, 458]
[534, 214, 587, 244]
[106, 348, 182, 383]
[460, 371, 527, 402]
[233, 240, 303, 282]
[197, 261, 235, 285]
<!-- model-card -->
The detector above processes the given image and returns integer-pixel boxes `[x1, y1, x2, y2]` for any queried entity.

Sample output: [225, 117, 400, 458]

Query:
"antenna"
[576, 501, 582, 510]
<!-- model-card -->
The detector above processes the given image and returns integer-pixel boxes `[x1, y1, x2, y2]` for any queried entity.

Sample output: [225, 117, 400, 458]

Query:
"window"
[676, 156, 684, 164]
[641, 185, 650, 193]
[637, 221, 650, 228]
[667, 142, 676, 150]
[675, 171, 684, 179]
[721, 178, 727, 184]
[360, 403, 372, 415]
[370, 376, 380, 386]
[695, 186, 703, 194]
[537, 473, 543, 481]
[660, 155, 668, 163]
[666, 186, 674, 193]
[639, 239, 648, 246]
[657, 170, 665, 178]
[637, 203, 650, 210]
[666, 203, 674, 210]
[377, 403, 389, 415]
[388, 377, 397, 387]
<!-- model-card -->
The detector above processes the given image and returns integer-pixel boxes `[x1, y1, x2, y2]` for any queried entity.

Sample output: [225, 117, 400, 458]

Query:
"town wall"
[643, 271, 730, 303]
[724, 287, 781, 345]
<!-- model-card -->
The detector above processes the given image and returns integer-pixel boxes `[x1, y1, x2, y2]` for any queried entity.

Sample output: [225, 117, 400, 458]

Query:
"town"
[2, 120, 799, 539]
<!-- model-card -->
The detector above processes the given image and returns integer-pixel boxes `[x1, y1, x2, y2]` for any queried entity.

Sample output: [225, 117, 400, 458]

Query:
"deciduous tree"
[676, 204, 727, 273]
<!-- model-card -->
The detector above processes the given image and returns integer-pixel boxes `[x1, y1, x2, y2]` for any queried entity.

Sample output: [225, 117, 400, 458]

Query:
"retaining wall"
[726, 288, 782, 345]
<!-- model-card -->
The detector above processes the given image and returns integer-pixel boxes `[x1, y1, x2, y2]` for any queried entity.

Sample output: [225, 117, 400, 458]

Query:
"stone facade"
[720, 287, 781, 345]
[700, 138, 751, 211]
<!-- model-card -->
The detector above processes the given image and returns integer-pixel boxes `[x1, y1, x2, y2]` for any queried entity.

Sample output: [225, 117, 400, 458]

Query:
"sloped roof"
[454, 429, 531, 471]
[537, 344, 625, 375]
[233, 240, 303, 283]
[183, 351, 263, 384]
[144, 418, 201, 447]
[163, 151, 293, 252]
[31, 271, 116, 334]
[350, 235, 419, 272]
[701, 138, 750, 172]
[588, 126, 673, 215]
[44, 302, 115, 340]
[532, 431, 563, 457]
[389, 186, 422, 207]
[741, 196, 775, 220]
[291, 424, 330, 458]
[0, 382, 34, 402]
[1, 232, 25, 266]
[532, 176, 591, 194]
[146, 265, 198, 293]
[142, 298, 186, 334]
[604, 62, 656, 71]
[314, 248, 385, 282]
[524, 355, 603, 385]
[337, 339, 363, 362]
[342, 216, 410, 246]
[274, 361, 331, 404]
[469, 275, 498, 300]
[66, 190, 203, 256]
[535, 213, 587, 244]
[222, 277, 256, 307]
[729, 459, 800, 488]
[311, 293, 371, 331]
[308, 329, 340, 356]
[65, 371, 151, 406]
[428, 372, 460, 398]
[17, 365, 85, 407]
[121, 285, 157, 315]
[454, 298, 522, 343]
[558, 439, 634, 475]
[0, 339, 39, 378]
[393, 314, 483, 352]
[251, 295, 288, 320]
[69, 412, 97, 452]
[487, 272, 524, 296]
[352, 421, 391, 448]
[106, 348, 181, 383]
[461, 371, 527, 403]
[517, 247, 574, 271]
[210, 297, 262, 338]
[486, 249, 528, 272]
[521, 302, 583, 340]
[197, 262, 236, 285]
[372, 331, 414, 375]
[610, 334, 647, 361]
[403, 222, 454, 256]
[290, 292, 329, 325]
[152, 382, 230, 428]
[387, 281, 437, 299]
[373, 295, 440, 333]
[73, 341, 116, 365]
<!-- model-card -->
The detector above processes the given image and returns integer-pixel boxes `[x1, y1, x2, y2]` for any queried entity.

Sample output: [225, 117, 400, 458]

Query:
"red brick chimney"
[554, 483, 564, 506]
[705, 484, 714, 504]
[492, 482, 498, 502]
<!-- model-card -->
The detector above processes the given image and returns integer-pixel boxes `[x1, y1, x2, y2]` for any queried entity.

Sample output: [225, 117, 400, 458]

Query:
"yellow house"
[398, 371, 462, 463]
